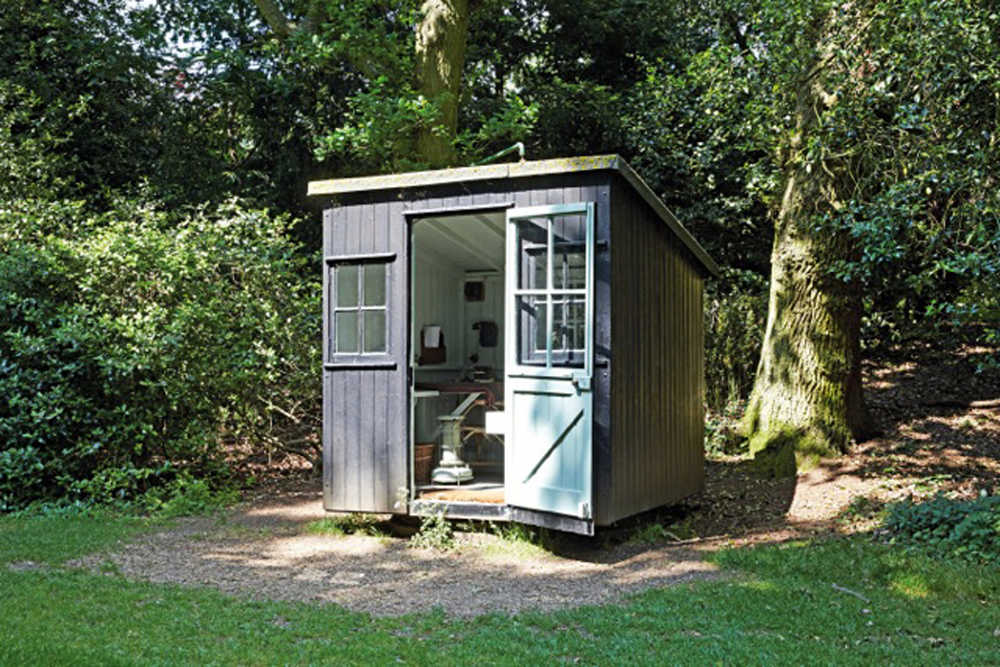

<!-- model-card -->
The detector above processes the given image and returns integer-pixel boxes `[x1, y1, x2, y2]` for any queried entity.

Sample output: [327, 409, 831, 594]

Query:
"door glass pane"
[363, 264, 386, 306]
[552, 295, 585, 365]
[516, 294, 546, 364]
[336, 265, 359, 307]
[335, 311, 358, 352]
[363, 310, 386, 352]
[552, 214, 586, 290]
[516, 218, 548, 290]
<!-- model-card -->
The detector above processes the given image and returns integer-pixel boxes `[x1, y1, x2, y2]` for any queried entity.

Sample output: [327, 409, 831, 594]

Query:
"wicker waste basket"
[414, 443, 436, 484]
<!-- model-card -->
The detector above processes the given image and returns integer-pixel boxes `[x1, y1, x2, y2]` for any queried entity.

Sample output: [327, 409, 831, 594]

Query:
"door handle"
[572, 374, 591, 390]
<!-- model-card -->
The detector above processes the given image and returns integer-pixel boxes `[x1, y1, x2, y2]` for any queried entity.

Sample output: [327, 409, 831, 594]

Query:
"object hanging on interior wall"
[464, 281, 485, 301]
[419, 325, 446, 365]
[473, 320, 498, 347]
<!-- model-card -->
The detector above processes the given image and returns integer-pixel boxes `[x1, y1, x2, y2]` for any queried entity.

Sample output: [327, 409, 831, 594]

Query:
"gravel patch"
[69, 492, 718, 617]
[65, 346, 1000, 617]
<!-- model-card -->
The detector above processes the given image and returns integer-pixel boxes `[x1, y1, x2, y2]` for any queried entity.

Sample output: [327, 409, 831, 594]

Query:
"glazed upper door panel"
[504, 203, 594, 520]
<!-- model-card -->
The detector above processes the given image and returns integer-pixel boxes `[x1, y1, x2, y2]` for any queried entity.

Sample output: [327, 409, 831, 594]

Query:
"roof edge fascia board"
[308, 155, 720, 277]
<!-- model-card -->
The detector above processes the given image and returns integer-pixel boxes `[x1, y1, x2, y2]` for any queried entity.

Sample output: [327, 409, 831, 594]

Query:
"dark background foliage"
[1, 0, 996, 508]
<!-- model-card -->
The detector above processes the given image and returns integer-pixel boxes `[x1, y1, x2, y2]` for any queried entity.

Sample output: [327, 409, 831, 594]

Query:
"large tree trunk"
[742, 14, 876, 475]
[253, 0, 472, 168]
[414, 0, 471, 167]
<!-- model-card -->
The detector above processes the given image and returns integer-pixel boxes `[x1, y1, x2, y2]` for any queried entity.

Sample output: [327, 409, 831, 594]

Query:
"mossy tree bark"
[414, 0, 472, 167]
[743, 8, 877, 471]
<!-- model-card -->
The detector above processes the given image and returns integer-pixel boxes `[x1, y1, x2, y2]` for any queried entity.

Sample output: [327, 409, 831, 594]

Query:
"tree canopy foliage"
[1, 0, 997, 506]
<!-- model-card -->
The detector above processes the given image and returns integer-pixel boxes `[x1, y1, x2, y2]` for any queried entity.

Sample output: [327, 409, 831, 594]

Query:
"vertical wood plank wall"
[323, 174, 611, 514]
[605, 177, 705, 524]
[323, 198, 407, 512]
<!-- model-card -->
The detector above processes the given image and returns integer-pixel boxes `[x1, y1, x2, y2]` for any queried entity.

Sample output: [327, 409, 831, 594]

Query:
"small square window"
[329, 259, 390, 363]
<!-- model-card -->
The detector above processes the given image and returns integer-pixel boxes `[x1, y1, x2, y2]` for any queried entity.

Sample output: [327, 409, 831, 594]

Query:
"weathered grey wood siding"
[604, 176, 705, 524]
[323, 173, 612, 514]
[322, 199, 407, 512]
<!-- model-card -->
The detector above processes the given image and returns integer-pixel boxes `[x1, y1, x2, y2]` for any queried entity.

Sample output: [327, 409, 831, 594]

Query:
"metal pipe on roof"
[472, 142, 525, 166]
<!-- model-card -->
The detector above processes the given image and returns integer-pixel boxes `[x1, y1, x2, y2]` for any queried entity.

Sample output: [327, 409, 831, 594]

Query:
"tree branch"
[723, 11, 751, 57]
[252, 0, 293, 39]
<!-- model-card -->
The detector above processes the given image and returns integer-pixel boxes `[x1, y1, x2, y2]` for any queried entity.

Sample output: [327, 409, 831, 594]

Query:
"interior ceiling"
[413, 211, 506, 272]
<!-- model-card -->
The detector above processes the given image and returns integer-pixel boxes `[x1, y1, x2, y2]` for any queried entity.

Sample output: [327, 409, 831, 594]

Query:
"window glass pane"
[536, 298, 548, 354]
[551, 295, 585, 367]
[516, 218, 548, 290]
[363, 310, 386, 352]
[552, 214, 587, 290]
[335, 311, 358, 353]
[336, 265, 359, 307]
[363, 264, 386, 306]
[554, 246, 586, 290]
[552, 296, 585, 352]
[516, 294, 546, 364]
[530, 250, 547, 290]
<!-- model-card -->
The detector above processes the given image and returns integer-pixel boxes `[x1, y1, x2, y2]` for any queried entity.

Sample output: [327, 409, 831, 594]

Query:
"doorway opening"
[409, 210, 508, 514]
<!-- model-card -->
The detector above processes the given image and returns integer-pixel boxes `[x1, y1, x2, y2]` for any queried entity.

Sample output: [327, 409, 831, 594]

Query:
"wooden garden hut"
[309, 155, 720, 535]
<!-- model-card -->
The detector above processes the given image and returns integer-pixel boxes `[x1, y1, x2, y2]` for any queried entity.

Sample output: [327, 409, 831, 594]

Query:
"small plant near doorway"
[409, 510, 455, 550]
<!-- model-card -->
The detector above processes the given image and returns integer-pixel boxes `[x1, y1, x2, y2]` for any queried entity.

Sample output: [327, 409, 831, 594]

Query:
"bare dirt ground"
[70, 486, 718, 617]
[71, 345, 999, 617]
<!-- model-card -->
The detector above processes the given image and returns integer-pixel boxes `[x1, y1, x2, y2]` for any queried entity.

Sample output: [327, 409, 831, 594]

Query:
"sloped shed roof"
[308, 154, 720, 277]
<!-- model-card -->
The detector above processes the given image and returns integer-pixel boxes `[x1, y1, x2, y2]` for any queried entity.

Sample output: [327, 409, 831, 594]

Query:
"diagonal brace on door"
[521, 408, 585, 484]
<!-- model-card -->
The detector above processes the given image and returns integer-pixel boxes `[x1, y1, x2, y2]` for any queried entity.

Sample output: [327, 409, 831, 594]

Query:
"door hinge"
[579, 501, 591, 520]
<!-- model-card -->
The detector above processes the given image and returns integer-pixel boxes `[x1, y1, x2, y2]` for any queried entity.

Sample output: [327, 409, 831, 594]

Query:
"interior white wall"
[462, 273, 504, 373]
[412, 250, 464, 371]
[411, 213, 506, 376]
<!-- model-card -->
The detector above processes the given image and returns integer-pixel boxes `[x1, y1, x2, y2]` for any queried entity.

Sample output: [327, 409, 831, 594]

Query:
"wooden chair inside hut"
[460, 395, 504, 472]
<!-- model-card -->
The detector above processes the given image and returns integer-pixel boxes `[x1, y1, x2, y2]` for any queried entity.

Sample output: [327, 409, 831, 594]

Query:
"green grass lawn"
[2, 515, 998, 665]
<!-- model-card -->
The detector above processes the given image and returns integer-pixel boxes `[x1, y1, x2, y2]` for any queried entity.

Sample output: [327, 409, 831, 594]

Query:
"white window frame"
[325, 253, 393, 368]
[506, 203, 594, 382]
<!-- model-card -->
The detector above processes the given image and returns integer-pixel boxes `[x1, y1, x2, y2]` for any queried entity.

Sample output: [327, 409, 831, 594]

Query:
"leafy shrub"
[882, 493, 1000, 562]
[0, 447, 46, 511]
[137, 473, 240, 518]
[704, 269, 767, 412]
[0, 198, 320, 509]
[704, 399, 747, 457]
[409, 510, 455, 550]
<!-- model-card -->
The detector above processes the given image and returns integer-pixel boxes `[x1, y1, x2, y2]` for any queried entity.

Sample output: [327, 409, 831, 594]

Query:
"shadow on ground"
[70, 344, 998, 617]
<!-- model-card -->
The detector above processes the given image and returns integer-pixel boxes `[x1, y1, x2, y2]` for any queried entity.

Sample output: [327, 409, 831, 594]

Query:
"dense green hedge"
[0, 199, 319, 510]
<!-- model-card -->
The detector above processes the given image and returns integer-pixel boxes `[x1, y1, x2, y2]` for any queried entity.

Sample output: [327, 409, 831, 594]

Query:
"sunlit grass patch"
[3, 513, 999, 664]
[889, 573, 930, 598]
[0, 513, 166, 565]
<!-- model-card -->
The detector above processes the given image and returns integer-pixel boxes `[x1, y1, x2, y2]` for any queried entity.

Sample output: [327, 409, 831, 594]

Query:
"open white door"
[504, 203, 595, 521]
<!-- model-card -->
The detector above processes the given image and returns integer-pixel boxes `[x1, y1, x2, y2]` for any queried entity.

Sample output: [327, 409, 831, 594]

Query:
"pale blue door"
[504, 203, 594, 520]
